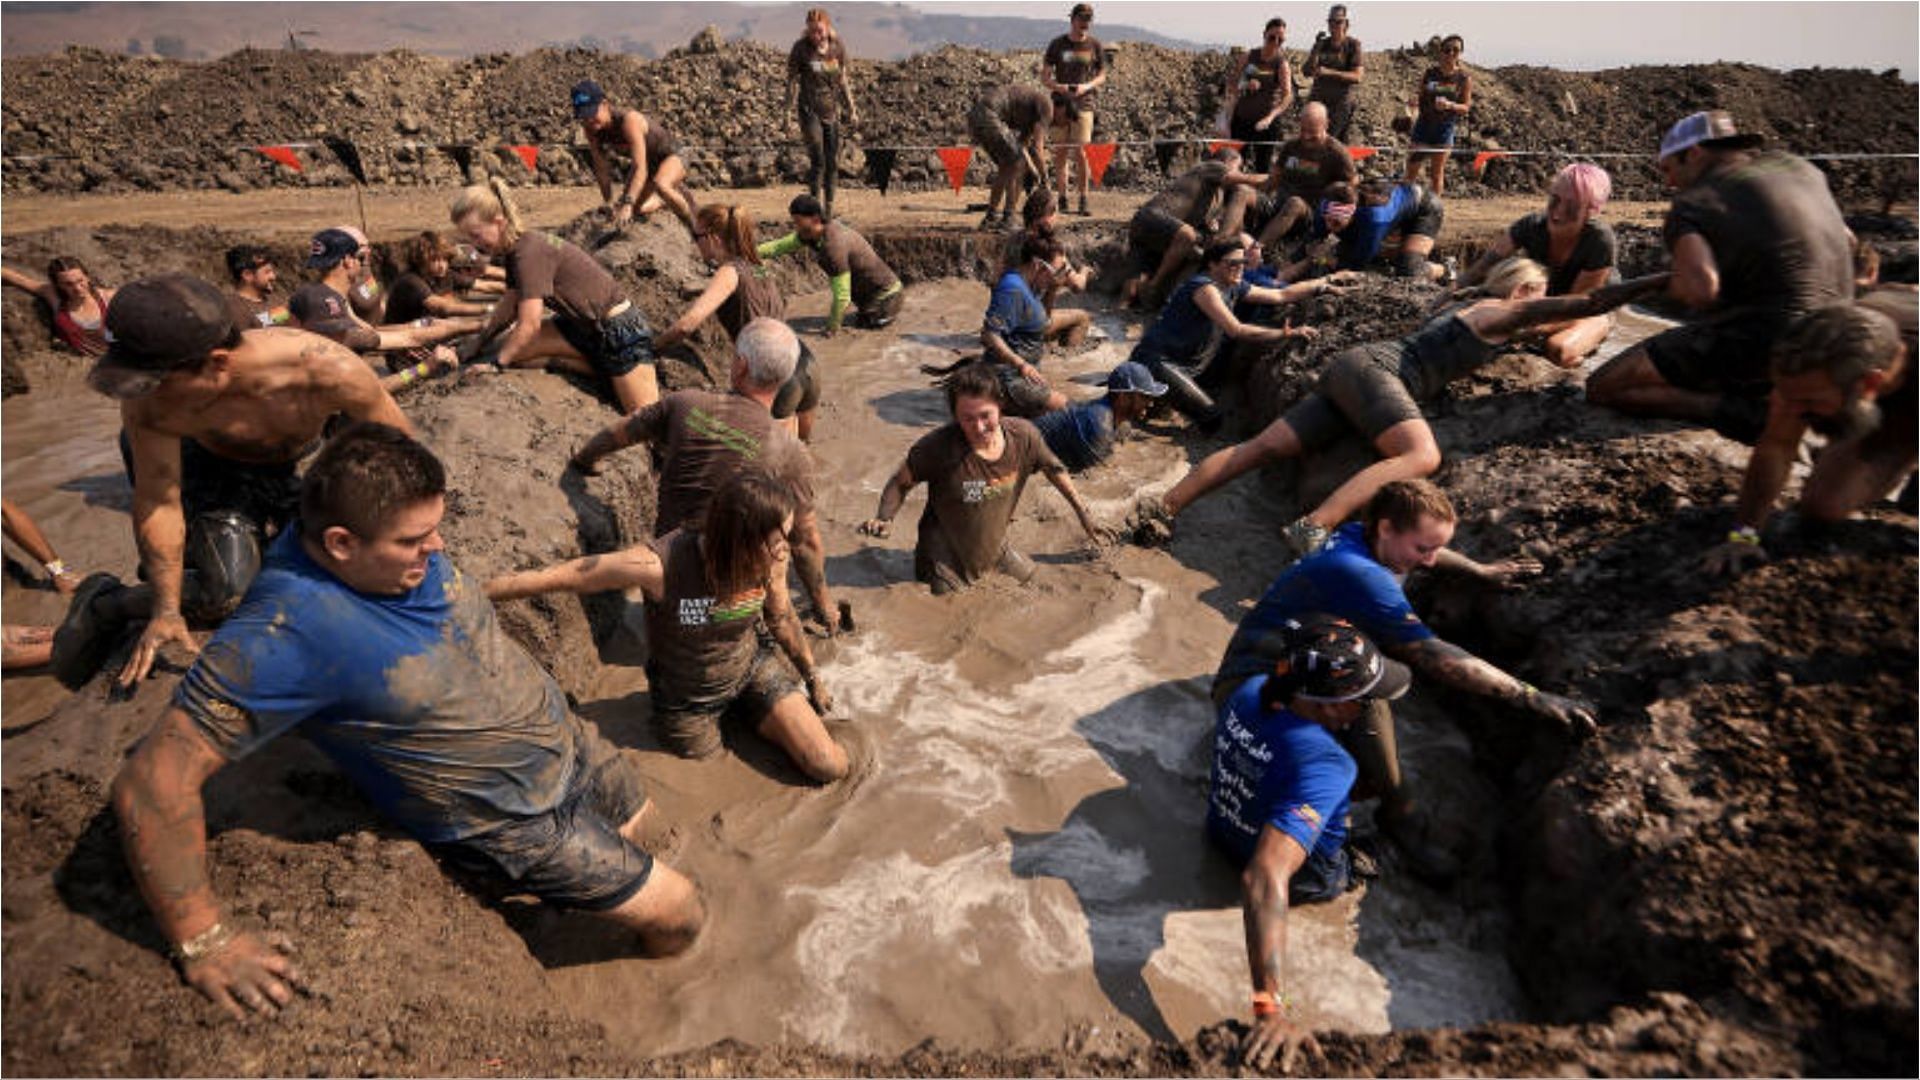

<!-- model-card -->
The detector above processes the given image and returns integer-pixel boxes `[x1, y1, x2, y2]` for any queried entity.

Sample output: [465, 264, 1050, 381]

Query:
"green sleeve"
[758, 233, 803, 260]
[827, 272, 852, 332]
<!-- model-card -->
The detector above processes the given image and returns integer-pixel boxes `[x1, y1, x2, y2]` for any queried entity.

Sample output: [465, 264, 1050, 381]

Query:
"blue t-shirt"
[1134, 273, 1251, 369]
[1335, 183, 1417, 269]
[1030, 397, 1117, 472]
[174, 530, 583, 844]
[983, 269, 1050, 362]
[1215, 522, 1435, 693]
[1207, 675, 1356, 866]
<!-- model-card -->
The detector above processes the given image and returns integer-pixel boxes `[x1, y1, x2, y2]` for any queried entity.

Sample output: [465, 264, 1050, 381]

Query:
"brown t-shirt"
[226, 291, 282, 331]
[1145, 160, 1233, 227]
[1043, 33, 1105, 114]
[905, 417, 1063, 584]
[623, 388, 816, 537]
[643, 529, 765, 706]
[788, 36, 850, 122]
[504, 231, 624, 326]
[1663, 151, 1853, 319]
[992, 84, 1055, 136]
[819, 221, 900, 307]
[718, 258, 786, 341]
[1307, 35, 1363, 107]
[1231, 46, 1292, 126]
[1271, 136, 1355, 203]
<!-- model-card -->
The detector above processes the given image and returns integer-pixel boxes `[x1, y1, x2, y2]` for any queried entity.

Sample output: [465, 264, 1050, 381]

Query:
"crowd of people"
[1, 5, 1912, 1067]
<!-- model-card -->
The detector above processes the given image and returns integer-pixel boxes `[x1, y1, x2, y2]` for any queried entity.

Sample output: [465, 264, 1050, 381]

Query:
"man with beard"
[288, 228, 478, 392]
[223, 245, 287, 330]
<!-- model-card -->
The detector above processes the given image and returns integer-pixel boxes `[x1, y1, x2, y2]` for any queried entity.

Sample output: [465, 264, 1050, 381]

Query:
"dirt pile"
[5, 40, 1912, 202]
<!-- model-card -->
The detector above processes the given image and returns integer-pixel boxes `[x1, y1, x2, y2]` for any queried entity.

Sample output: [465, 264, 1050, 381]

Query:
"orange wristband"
[1252, 990, 1281, 1017]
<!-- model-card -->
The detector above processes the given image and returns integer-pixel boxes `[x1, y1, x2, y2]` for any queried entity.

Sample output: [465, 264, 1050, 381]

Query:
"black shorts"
[121, 433, 305, 532]
[993, 360, 1057, 417]
[967, 100, 1024, 170]
[1406, 187, 1444, 239]
[1644, 312, 1780, 397]
[649, 635, 804, 759]
[1128, 207, 1185, 269]
[555, 303, 655, 378]
[771, 342, 822, 420]
[1281, 344, 1423, 450]
[439, 722, 654, 912]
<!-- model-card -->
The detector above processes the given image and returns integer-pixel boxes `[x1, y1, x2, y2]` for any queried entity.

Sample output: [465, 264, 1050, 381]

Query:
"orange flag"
[507, 144, 539, 172]
[257, 145, 302, 171]
[1347, 146, 1377, 161]
[937, 146, 972, 194]
[1083, 142, 1117, 187]
[1208, 139, 1245, 155]
[1471, 151, 1510, 177]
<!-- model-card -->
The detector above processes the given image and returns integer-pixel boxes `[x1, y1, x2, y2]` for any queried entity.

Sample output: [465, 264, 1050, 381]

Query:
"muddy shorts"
[1289, 843, 1357, 904]
[772, 341, 822, 420]
[1281, 344, 1423, 451]
[1128, 206, 1185, 269]
[968, 99, 1024, 170]
[1405, 187, 1445, 239]
[436, 723, 654, 912]
[992, 358, 1058, 418]
[1644, 311, 1779, 397]
[854, 283, 906, 329]
[555, 302, 655, 378]
[649, 636, 805, 759]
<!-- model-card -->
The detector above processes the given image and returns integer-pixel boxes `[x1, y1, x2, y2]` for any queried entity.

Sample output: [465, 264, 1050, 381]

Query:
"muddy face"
[457, 214, 508, 256]
[241, 262, 278, 296]
[322, 496, 448, 595]
[953, 393, 1002, 454]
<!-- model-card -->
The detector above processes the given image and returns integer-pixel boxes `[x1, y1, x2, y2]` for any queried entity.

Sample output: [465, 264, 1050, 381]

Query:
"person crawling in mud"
[1146, 262, 1671, 556]
[1210, 480, 1596, 882]
[1031, 361, 1168, 472]
[1304, 177, 1451, 283]
[488, 467, 849, 782]
[1704, 295, 1916, 575]
[757, 194, 905, 336]
[859, 362, 1106, 594]
[2, 255, 115, 356]
[569, 318, 843, 638]
[977, 233, 1092, 416]
[572, 78, 698, 236]
[111, 423, 706, 1022]
[287, 228, 478, 394]
[1208, 613, 1413, 1072]
[1122, 146, 1268, 309]
[50, 274, 413, 693]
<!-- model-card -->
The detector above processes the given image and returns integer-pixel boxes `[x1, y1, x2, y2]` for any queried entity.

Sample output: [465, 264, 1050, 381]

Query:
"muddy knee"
[181, 512, 263, 622]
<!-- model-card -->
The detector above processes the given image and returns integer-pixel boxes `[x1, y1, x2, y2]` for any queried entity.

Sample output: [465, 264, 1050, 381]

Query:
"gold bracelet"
[171, 921, 235, 964]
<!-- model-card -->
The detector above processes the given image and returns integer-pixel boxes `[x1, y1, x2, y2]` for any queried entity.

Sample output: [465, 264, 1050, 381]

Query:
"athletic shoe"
[1075, 196, 1091, 217]
[51, 573, 127, 690]
[1280, 517, 1331, 559]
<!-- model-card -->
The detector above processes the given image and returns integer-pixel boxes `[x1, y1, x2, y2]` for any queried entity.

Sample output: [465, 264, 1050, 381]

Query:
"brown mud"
[2, 204, 1914, 1077]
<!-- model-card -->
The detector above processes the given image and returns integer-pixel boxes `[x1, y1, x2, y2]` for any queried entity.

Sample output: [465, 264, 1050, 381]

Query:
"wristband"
[1726, 526, 1761, 546]
[615, 194, 634, 208]
[44, 559, 69, 578]
[1252, 990, 1285, 1017]
[171, 921, 235, 964]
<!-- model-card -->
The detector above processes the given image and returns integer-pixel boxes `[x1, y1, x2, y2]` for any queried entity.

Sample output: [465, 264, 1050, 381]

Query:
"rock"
[688, 25, 724, 54]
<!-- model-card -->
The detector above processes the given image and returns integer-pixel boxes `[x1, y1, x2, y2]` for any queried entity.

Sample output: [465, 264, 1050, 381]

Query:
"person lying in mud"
[1209, 613, 1413, 1072]
[968, 82, 1052, 230]
[450, 178, 662, 414]
[1128, 235, 1337, 434]
[488, 467, 849, 782]
[1030, 361, 1168, 472]
[1123, 146, 1268, 309]
[1304, 177, 1450, 282]
[569, 318, 842, 638]
[1146, 262, 1671, 556]
[222, 245, 287, 331]
[111, 423, 706, 1022]
[1457, 163, 1620, 365]
[287, 228, 477, 394]
[50, 274, 413, 693]
[859, 362, 1106, 594]
[382, 230, 498, 325]
[1211, 479, 1594, 883]
[1703, 295, 1916, 575]
[653, 204, 823, 442]
[757, 194, 904, 335]
[2, 255, 115, 356]
[975, 233, 1092, 416]
[572, 78, 698, 236]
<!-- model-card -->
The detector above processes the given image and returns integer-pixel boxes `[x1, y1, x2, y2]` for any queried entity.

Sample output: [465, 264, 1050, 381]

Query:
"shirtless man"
[51, 274, 412, 691]
[287, 229, 479, 393]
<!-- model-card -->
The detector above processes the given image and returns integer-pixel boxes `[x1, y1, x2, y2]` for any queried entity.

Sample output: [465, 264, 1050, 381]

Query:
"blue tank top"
[1136, 273, 1252, 369]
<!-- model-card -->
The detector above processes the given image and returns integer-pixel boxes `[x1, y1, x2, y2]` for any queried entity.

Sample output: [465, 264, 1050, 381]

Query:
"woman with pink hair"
[1459, 162, 1619, 364]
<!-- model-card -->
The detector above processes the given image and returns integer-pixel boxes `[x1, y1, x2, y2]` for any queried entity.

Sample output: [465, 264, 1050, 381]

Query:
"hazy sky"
[919, 1, 1920, 78]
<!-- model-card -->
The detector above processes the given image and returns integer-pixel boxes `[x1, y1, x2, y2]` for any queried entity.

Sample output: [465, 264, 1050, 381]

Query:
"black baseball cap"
[88, 274, 237, 399]
[571, 79, 606, 119]
[1268, 614, 1413, 704]
[1070, 3, 1094, 19]
[305, 228, 361, 270]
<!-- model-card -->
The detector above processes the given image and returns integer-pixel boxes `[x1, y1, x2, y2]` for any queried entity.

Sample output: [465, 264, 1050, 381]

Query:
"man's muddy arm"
[1474, 273, 1673, 339]
[372, 315, 484, 351]
[1669, 232, 1719, 309]
[1392, 636, 1595, 735]
[119, 415, 197, 687]
[1239, 825, 1320, 1071]
[484, 547, 663, 602]
[311, 336, 414, 435]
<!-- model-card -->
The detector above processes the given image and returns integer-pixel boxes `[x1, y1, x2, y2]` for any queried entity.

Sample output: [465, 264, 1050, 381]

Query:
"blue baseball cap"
[571, 79, 606, 119]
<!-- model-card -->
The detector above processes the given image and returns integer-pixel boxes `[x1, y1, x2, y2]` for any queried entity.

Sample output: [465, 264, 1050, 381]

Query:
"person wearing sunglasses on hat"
[571, 78, 697, 237]
[1302, 4, 1364, 143]
[286, 228, 480, 395]
[1222, 18, 1295, 176]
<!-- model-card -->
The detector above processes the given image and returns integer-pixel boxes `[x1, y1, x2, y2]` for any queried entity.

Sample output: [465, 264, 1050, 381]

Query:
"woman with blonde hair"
[785, 8, 860, 220]
[1460, 162, 1620, 364]
[451, 177, 659, 412]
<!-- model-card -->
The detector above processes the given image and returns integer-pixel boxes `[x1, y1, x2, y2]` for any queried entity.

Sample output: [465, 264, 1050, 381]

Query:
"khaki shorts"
[1049, 110, 1094, 145]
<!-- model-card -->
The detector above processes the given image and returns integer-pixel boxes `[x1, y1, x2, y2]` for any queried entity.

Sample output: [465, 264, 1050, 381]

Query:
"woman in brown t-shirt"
[785, 9, 860, 220]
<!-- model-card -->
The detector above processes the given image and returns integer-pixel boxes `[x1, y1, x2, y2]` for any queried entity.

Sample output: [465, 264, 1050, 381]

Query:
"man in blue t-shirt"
[980, 233, 1090, 416]
[110, 423, 705, 1023]
[1031, 360, 1167, 471]
[1208, 612, 1411, 1071]
[1213, 479, 1595, 882]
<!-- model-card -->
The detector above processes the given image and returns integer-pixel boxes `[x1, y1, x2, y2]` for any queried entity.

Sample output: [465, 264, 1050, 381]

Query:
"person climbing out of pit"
[1304, 176, 1451, 282]
[1122, 145, 1269, 309]
[287, 228, 477, 395]
[450, 178, 662, 414]
[48, 273, 414, 693]
[1143, 260, 1671, 555]
[1030, 360, 1168, 472]
[1041, 2, 1106, 217]
[785, 7, 861, 221]
[757, 194, 904, 336]
[1209, 479, 1595, 884]
[110, 422, 706, 1023]
[573, 78, 698, 236]
[859, 362, 1108, 595]
[974, 232, 1091, 416]
[652, 204, 823, 442]
[968, 81, 1053, 230]
[1703, 294, 1917, 575]
[1209, 613, 1414, 1072]
[382, 231, 497, 325]
[488, 466, 849, 782]
[221, 245, 288, 331]
[1457, 162, 1619, 365]
[1, 255, 115, 357]
[569, 318, 843, 639]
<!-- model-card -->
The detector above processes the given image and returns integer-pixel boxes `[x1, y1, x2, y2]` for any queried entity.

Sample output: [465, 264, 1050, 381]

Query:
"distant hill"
[0, 1, 1205, 59]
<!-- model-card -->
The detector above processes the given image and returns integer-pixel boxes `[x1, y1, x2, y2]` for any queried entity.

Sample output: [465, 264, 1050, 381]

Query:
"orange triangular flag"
[1348, 146, 1377, 161]
[1084, 142, 1117, 188]
[1471, 151, 1510, 177]
[257, 145, 302, 171]
[1208, 139, 1245, 155]
[937, 146, 972, 194]
[508, 144, 539, 172]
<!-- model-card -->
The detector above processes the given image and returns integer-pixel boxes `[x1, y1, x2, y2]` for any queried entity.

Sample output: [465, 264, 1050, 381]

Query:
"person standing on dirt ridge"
[1221, 18, 1294, 176]
[1208, 479, 1596, 883]
[287, 228, 476, 393]
[2, 256, 115, 356]
[222, 245, 286, 331]
[1403, 34, 1471, 197]
[1302, 4, 1364, 144]
[1042, 2, 1107, 217]
[573, 78, 698, 236]
[1703, 295, 1916, 575]
[968, 82, 1053, 230]
[1457, 163, 1620, 365]
[859, 362, 1108, 595]
[757, 194, 904, 336]
[48, 273, 414, 693]
[786, 8, 860, 221]
[1585, 109, 1854, 443]
[111, 423, 706, 1022]
[568, 317, 843, 640]
[1209, 613, 1413, 1072]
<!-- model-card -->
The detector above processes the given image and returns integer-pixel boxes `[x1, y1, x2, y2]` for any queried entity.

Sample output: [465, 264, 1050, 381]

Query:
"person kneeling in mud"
[1302, 177, 1449, 283]
[859, 362, 1106, 594]
[1145, 261, 1669, 556]
[111, 423, 705, 1023]
[1210, 614, 1413, 1072]
[488, 468, 848, 783]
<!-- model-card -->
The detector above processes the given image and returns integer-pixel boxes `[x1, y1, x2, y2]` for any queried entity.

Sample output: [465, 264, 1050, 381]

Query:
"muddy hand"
[1483, 556, 1543, 588]
[1702, 539, 1767, 577]
[183, 930, 305, 1023]
[568, 443, 604, 477]
[119, 612, 198, 689]
[1127, 495, 1175, 547]
[806, 674, 834, 716]
[1533, 691, 1598, 740]
[1241, 1013, 1322, 1073]
[611, 202, 635, 227]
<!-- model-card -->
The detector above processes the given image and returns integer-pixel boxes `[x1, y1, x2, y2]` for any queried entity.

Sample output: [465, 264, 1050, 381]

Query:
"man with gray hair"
[569, 318, 842, 634]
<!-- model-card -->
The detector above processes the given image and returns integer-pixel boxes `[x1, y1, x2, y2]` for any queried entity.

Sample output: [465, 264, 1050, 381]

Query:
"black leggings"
[119, 432, 297, 622]
[800, 113, 841, 209]
[1135, 350, 1224, 434]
